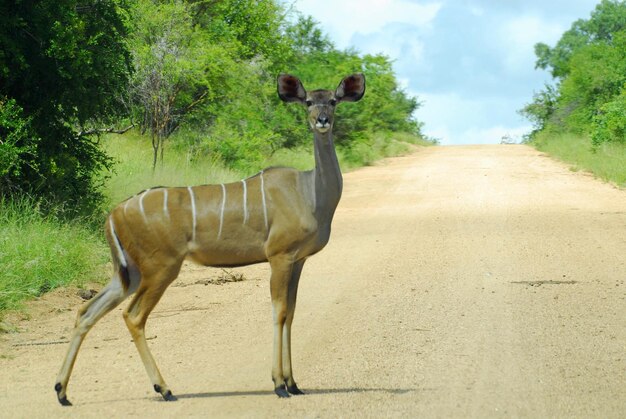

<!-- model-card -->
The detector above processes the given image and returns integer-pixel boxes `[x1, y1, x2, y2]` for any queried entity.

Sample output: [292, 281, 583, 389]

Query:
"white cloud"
[352, 24, 426, 63]
[293, 0, 442, 48]
[498, 15, 564, 70]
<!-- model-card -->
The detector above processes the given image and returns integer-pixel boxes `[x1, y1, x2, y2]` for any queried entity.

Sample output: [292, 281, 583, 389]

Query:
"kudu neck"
[312, 128, 343, 215]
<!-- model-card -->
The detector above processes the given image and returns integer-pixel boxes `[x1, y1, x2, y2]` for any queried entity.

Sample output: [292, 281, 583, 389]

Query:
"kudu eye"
[329, 99, 337, 106]
[305, 100, 313, 107]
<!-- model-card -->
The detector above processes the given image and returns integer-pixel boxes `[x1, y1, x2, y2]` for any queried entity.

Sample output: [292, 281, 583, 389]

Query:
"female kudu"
[55, 73, 365, 404]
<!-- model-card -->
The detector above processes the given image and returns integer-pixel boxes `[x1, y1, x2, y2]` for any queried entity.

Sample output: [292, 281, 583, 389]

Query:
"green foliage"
[0, 98, 38, 192]
[284, 15, 333, 56]
[522, 1, 626, 144]
[169, 56, 293, 172]
[203, 0, 293, 68]
[0, 196, 109, 314]
[519, 85, 559, 134]
[102, 130, 241, 206]
[522, 0, 626, 184]
[535, 0, 626, 79]
[138, 9, 427, 173]
[557, 30, 626, 132]
[0, 0, 132, 216]
[592, 88, 626, 146]
[129, 0, 237, 163]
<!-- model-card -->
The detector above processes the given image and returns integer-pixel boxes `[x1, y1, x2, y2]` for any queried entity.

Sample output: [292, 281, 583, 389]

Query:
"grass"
[339, 131, 429, 168]
[532, 132, 626, 187]
[102, 131, 243, 207]
[0, 197, 109, 315]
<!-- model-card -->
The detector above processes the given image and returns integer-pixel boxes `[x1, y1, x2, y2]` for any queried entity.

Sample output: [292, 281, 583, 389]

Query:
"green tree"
[522, 0, 626, 142]
[126, 3, 425, 172]
[285, 15, 333, 56]
[518, 84, 559, 136]
[187, 0, 293, 71]
[556, 30, 626, 132]
[129, 0, 233, 169]
[0, 98, 38, 194]
[535, 0, 626, 78]
[0, 0, 132, 215]
[592, 88, 626, 146]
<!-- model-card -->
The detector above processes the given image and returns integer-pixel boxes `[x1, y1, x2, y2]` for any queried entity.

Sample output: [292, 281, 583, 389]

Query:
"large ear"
[335, 73, 365, 102]
[277, 74, 307, 103]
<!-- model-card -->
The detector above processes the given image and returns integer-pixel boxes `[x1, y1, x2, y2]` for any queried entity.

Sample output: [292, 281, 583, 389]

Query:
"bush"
[592, 89, 626, 147]
[0, 98, 39, 194]
[0, 0, 132, 217]
[199, 121, 278, 173]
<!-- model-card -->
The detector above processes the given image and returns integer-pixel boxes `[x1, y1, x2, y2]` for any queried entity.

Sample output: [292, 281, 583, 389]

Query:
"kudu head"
[277, 74, 366, 134]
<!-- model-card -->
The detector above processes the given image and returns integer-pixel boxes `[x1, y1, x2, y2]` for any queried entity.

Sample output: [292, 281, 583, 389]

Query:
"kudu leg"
[123, 263, 182, 402]
[282, 259, 305, 395]
[269, 254, 305, 397]
[55, 274, 130, 405]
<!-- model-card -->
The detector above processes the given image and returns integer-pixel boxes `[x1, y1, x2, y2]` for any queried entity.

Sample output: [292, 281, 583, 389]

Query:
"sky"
[290, 0, 602, 145]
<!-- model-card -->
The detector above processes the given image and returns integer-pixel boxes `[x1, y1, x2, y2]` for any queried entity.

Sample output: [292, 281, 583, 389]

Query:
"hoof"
[274, 385, 290, 398]
[55, 383, 72, 406]
[163, 390, 178, 402]
[154, 384, 177, 402]
[287, 384, 304, 395]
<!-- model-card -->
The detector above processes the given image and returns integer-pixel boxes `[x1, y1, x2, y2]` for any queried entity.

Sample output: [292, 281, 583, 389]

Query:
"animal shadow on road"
[176, 387, 417, 399]
[79, 387, 421, 405]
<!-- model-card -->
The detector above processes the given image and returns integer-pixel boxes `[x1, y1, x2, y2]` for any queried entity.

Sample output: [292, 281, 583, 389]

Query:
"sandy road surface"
[1, 145, 625, 418]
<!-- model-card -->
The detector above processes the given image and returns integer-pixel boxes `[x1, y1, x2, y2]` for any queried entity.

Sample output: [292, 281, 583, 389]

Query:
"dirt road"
[1, 145, 625, 418]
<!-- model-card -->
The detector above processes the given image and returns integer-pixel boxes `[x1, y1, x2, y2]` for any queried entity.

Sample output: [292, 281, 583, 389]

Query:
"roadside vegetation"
[520, 0, 626, 187]
[531, 132, 626, 186]
[0, 0, 433, 316]
[0, 197, 108, 313]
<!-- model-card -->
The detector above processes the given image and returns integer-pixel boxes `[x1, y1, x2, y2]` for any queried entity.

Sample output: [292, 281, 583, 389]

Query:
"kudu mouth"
[313, 113, 332, 132]
[314, 122, 331, 132]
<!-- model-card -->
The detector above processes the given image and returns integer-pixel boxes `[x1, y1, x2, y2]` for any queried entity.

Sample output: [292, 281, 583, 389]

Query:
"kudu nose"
[317, 115, 329, 126]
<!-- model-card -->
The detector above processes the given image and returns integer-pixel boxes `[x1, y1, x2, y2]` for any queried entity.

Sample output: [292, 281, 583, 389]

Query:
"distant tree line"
[0, 0, 423, 217]
[521, 0, 626, 148]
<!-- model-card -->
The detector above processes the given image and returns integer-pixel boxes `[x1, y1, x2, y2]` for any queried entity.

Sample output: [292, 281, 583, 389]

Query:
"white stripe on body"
[218, 184, 226, 239]
[241, 179, 248, 224]
[163, 189, 169, 218]
[139, 189, 150, 223]
[187, 186, 197, 242]
[109, 217, 127, 267]
[260, 170, 268, 230]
